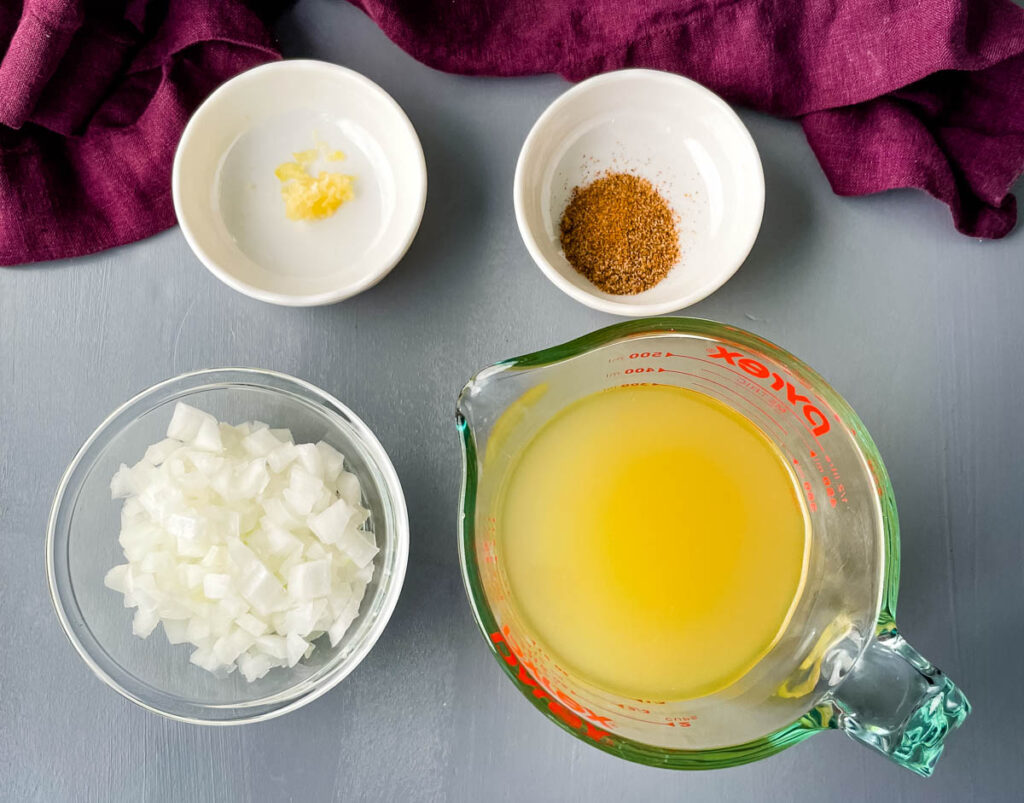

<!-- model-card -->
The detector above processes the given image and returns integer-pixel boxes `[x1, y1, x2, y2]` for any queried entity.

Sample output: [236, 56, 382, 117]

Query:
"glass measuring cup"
[456, 318, 968, 776]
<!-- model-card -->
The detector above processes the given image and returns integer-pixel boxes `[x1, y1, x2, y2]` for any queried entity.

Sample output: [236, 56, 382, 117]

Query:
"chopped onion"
[106, 402, 375, 680]
[285, 632, 309, 668]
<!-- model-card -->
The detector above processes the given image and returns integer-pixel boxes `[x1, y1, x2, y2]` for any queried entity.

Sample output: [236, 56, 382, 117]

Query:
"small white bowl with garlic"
[173, 60, 427, 307]
[46, 369, 408, 724]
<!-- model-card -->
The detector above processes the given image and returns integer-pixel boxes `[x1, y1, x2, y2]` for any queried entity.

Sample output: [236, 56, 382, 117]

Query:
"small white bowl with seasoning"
[173, 60, 427, 307]
[514, 69, 764, 317]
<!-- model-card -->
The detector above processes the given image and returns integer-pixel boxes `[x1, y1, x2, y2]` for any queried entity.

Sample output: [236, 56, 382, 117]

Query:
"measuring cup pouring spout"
[457, 318, 969, 776]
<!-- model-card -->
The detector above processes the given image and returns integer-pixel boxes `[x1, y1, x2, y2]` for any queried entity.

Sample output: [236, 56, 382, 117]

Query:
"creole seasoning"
[559, 172, 680, 295]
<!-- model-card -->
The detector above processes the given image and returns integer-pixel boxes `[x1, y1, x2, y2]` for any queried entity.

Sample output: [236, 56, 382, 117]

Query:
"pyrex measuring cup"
[456, 318, 968, 776]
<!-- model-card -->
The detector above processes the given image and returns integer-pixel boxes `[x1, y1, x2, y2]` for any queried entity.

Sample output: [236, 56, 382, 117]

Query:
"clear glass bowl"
[46, 369, 409, 724]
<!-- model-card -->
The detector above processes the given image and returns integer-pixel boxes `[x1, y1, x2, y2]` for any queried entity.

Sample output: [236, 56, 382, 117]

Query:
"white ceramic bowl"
[514, 69, 764, 316]
[173, 60, 427, 307]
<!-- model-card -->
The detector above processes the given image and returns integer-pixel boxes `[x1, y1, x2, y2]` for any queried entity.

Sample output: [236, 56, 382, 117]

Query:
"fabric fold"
[2, 0, 1022, 268]
[349, 0, 1024, 238]
[0, 0, 85, 130]
[0, 0, 279, 266]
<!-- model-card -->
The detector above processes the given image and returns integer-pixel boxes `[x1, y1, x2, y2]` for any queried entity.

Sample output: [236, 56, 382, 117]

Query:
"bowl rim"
[45, 367, 410, 725]
[172, 59, 428, 308]
[512, 68, 765, 317]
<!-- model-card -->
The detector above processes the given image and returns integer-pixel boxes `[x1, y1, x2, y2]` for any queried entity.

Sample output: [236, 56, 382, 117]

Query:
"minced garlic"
[274, 141, 353, 221]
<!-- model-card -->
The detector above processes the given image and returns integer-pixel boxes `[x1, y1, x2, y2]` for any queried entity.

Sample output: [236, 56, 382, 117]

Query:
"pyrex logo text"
[708, 346, 830, 436]
[490, 628, 611, 743]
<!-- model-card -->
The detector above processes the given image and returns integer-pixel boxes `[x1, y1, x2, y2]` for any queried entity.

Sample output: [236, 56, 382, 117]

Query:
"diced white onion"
[167, 402, 211, 442]
[285, 632, 309, 668]
[190, 647, 220, 672]
[105, 403, 375, 681]
[104, 564, 129, 593]
[242, 427, 283, 458]
[286, 559, 331, 600]
[335, 526, 379, 569]
[308, 498, 356, 545]
[335, 472, 362, 506]
[133, 607, 160, 638]
[192, 416, 224, 453]
[317, 442, 344, 483]
[203, 573, 234, 599]
[293, 443, 324, 478]
[267, 442, 299, 474]
[162, 619, 190, 645]
[236, 612, 268, 637]
[283, 465, 324, 516]
[238, 650, 274, 682]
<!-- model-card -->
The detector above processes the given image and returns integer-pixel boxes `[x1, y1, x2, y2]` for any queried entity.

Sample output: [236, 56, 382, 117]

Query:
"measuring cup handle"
[827, 628, 970, 777]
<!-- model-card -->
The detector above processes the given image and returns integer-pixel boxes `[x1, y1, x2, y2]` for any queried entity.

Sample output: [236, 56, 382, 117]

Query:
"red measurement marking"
[664, 352, 829, 449]
[809, 451, 847, 507]
[690, 380, 789, 438]
[704, 347, 830, 437]
[729, 373, 790, 415]
[802, 479, 818, 512]
[657, 368, 789, 439]
[490, 629, 612, 741]
[695, 372, 790, 435]
[664, 354, 849, 508]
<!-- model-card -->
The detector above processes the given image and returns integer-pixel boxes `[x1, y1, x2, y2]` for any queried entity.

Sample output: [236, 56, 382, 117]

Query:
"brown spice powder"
[559, 172, 680, 295]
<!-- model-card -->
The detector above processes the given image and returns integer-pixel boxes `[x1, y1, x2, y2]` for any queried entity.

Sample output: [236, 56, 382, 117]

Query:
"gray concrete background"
[2, 1, 1022, 800]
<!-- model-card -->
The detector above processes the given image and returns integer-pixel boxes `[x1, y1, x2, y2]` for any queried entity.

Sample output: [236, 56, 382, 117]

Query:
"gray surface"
[2, 1, 1023, 800]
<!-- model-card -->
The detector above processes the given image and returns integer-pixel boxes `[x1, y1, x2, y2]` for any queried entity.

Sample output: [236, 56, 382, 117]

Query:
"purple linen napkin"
[349, 0, 1024, 239]
[0, 0, 279, 266]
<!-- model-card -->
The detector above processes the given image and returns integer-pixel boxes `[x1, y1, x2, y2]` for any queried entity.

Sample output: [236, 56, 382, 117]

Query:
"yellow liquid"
[498, 385, 808, 700]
